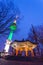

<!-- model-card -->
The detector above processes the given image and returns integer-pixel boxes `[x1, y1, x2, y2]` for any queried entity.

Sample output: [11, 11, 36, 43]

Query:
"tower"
[4, 16, 18, 55]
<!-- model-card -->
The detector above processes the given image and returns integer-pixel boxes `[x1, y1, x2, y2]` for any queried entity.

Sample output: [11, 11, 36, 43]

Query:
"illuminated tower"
[4, 16, 18, 54]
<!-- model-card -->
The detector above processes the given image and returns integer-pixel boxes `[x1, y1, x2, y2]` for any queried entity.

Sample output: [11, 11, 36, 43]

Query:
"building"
[11, 40, 37, 56]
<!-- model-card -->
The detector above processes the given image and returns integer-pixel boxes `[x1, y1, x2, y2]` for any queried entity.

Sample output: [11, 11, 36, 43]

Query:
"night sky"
[0, 0, 43, 51]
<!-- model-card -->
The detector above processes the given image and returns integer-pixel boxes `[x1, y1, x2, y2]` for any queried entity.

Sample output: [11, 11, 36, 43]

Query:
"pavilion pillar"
[16, 49, 18, 56]
[25, 47, 28, 56]
[31, 49, 34, 57]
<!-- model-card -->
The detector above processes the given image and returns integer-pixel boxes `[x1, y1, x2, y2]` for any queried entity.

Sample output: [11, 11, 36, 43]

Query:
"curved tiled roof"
[11, 40, 37, 50]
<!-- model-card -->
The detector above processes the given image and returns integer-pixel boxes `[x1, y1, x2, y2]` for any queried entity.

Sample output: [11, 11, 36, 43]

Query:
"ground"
[0, 58, 43, 65]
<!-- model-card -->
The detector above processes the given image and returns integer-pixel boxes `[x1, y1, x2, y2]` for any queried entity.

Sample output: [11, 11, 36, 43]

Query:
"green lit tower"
[4, 16, 18, 54]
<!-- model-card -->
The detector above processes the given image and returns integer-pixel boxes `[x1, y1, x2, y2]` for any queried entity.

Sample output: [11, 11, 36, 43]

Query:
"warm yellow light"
[11, 41, 37, 56]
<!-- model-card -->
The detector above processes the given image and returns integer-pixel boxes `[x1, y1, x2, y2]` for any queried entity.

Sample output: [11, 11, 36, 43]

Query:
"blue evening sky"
[13, 0, 43, 40]
[0, 0, 43, 51]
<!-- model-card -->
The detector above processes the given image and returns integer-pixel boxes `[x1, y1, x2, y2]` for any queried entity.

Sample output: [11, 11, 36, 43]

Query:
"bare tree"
[27, 25, 38, 44]
[34, 25, 43, 44]
[27, 25, 43, 55]
[28, 25, 43, 44]
[0, 0, 20, 37]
